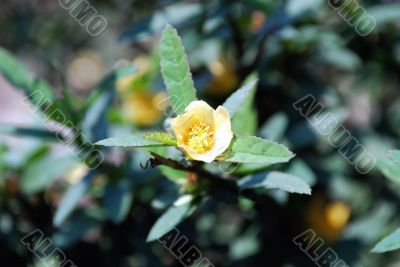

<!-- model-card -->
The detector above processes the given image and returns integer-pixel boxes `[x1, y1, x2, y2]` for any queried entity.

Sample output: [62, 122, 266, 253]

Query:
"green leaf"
[387, 150, 400, 163]
[53, 211, 99, 248]
[143, 132, 177, 146]
[223, 79, 258, 118]
[222, 136, 294, 164]
[238, 171, 311, 195]
[372, 229, 400, 253]
[378, 158, 400, 184]
[146, 202, 192, 242]
[259, 112, 289, 141]
[0, 124, 59, 141]
[0, 48, 53, 101]
[0, 48, 71, 124]
[21, 156, 79, 194]
[160, 25, 196, 115]
[231, 76, 258, 136]
[103, 181, 133, 224]
[366, 4, 400, 26]
[53, 171, 96, 226]
[95, 135, 172, 148]
[287, 159, 317, 186]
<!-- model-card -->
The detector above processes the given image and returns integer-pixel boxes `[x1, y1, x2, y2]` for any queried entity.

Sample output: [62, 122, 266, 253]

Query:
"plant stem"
[149, 152, 239, 193]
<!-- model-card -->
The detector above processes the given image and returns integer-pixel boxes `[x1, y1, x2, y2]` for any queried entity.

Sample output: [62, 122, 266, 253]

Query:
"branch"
[149, 152, 239, 193]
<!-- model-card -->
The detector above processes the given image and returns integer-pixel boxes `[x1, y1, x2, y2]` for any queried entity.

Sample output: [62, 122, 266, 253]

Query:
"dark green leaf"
[146, 202, 192, 242]
[21, 156, 79, 194]
[53, 171, 96, 226]
[103, 181, 133, 224]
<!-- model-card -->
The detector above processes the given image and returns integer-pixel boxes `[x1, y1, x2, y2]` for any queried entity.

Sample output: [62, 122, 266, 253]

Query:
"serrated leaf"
[143, 132, 177, 146]
[372, 229, 400, 253]
[160, 25, 196, 115]
[95, 135, 172, 148]
[378, 158, 400, 184]
[53, 171, 96, 226]
[238, 171, 311, 195]
[223, 79, 258, 118]
[222, 136, 294, 164]
[146, 202, 192, 242]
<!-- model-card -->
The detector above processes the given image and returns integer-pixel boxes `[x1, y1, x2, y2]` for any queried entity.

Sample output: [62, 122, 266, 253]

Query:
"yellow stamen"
[184, 122, 214, 154]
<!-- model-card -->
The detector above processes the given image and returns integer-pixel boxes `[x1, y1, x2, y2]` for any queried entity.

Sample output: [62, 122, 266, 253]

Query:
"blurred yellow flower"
[171, 100, 233, 163]
[307, 197, 351, 242]
[122, 91, 167, 127]
[325, 202, 351, 231]
[67, 50, 106, 93]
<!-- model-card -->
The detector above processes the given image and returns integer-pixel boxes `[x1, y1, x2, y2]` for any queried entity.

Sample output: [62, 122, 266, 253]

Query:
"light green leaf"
[146, 202, 192, 242]
[143, 132, 177, 146]
[372, 229, 400, 253]
[53, 171, 96, 226]
[238, 171, 311, 195]
[366, 4, 400, 26]
[287, 159, 317, 186]
[21, 156, 79, 194]
[160, 25, 196, 115]
[259, 112, 289, 141]
[231, 76, 258, 136]
[95, 135, 172, 148]
[223, 79, 258, 118]
[387, 150, 400, 163]
[378, 158, 400, 184]
[222, 136, 294, 164]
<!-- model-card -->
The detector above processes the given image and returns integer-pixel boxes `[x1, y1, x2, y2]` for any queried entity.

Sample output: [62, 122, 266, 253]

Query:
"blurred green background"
[1, 0, 400, 266]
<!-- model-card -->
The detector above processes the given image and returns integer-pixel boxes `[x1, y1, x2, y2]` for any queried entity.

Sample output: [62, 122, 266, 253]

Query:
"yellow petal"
[171, 100, 232, 162]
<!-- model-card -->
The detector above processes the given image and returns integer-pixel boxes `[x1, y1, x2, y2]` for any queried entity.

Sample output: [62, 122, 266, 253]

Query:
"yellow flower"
[171, 100, 233, 163]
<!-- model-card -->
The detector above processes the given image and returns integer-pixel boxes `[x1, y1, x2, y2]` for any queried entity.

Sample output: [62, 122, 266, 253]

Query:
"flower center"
[186, 122, 214, 154]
